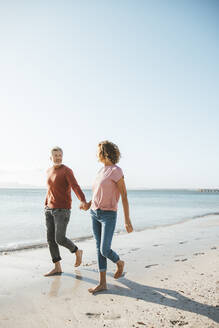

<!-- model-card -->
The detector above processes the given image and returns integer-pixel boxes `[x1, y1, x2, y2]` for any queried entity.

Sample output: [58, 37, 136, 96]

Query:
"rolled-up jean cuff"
[70, 245, 78, 253]
[52, 256, 62, 263]
[114, 256, 120, 263]
[99, 269, 107, 272]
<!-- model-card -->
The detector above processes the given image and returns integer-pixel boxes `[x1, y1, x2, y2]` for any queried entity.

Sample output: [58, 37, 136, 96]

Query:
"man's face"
[51, 150, 63, 166]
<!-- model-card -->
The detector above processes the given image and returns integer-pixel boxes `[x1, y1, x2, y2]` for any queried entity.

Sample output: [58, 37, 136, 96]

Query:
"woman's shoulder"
[112, 164, 123, 172]
[110, 165, 124, 182]
[111, 165, 123, 176]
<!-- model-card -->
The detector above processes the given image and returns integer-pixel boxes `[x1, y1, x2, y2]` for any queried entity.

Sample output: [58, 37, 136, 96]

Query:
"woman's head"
[97, 140, 121, 164]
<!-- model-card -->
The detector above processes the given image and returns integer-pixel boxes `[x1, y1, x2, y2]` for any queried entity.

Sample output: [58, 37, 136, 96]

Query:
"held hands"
[79, 200, 91, 211]
[125, 219, 133, 233]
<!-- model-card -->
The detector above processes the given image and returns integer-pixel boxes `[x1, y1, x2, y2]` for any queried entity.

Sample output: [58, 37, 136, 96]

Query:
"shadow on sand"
[48, 270, 219, 323]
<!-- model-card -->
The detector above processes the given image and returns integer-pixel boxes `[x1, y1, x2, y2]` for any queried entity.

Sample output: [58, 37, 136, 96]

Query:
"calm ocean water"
[1, 188, 219, 252]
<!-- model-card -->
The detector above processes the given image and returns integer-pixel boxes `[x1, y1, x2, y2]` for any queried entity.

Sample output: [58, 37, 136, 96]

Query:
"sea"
[1, 188, 219, 252]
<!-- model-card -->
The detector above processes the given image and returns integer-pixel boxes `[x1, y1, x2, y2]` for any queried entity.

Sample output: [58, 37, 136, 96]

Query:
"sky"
[0, 0, 219, 189]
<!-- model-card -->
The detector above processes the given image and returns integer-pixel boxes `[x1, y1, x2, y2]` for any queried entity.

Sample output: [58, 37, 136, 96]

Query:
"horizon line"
[0, 186, 216, 191]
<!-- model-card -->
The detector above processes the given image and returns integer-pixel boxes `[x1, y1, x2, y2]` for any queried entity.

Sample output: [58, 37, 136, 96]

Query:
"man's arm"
[66, 168, 86, 202]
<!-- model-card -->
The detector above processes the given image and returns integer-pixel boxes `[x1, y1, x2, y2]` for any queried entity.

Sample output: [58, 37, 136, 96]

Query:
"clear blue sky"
[0, 0, 218, 188]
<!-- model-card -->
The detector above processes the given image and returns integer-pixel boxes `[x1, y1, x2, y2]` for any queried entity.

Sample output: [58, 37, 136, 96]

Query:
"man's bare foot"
[74, 249, 83, 267]
[114, 260, 125, 279]
[44, 268, 62, 277]
[88, 284, 107, 294]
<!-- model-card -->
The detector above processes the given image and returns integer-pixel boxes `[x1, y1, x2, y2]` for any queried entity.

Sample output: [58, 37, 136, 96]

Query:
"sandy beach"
[0, 215, 219, 328]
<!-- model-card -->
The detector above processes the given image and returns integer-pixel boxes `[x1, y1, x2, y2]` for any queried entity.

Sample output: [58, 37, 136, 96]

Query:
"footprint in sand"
[85, 312, 102, 318]
[145, 264, 159, 268]
[153, 244, 163, 247]
[179, 241, 188, 245]
[174, 258, 188, 262]
[65, 297, 71, 301]
[137, 322, 147, 326]
[83, 261, 97, 267]
[193, 252, 205, 256]
[170, 320, 188, 326]
[211, 246, 217, 250]
[104, 314, 121, 320]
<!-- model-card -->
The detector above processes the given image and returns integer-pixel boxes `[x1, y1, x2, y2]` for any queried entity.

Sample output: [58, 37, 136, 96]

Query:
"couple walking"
[44, 140, 133, 294]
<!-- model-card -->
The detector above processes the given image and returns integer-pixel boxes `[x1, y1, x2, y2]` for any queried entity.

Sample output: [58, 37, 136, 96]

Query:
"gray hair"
[51, 146, 63, 154]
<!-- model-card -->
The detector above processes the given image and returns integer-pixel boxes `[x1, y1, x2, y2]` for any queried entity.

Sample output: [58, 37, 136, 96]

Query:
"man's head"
[50, 146, 63, 167]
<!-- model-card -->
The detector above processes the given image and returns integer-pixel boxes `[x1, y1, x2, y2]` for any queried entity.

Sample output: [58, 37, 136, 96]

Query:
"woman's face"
[97, 146, 104, 163]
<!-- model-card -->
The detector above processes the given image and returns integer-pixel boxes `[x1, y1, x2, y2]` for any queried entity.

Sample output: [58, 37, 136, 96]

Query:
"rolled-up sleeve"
[111, 167, 124, 183]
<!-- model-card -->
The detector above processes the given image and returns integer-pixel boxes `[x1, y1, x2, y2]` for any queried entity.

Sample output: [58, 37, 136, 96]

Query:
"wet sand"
[0, 215, 219, 327]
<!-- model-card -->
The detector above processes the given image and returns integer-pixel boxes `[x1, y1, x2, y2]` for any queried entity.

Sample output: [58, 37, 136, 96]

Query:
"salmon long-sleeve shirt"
[45, 164, 85, 209]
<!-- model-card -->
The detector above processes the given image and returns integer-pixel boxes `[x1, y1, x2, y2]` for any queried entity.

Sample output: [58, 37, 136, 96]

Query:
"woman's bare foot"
[74, 249, 83, 267]
[114, 260, 125, 279]
[44, 268, 62, 277]
[88, 283, 107, 294]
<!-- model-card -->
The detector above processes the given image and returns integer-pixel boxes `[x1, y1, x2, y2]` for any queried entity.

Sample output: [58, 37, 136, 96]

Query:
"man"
[44, 146, 89, 276]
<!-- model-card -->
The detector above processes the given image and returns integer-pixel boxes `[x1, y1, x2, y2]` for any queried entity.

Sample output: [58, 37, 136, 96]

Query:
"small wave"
[0, 241, 47, 253]
[191, 212, 219, 219]
[1, 212, 218, 254]
[0, 234, 93, 253]
[127, 211, 219, 233]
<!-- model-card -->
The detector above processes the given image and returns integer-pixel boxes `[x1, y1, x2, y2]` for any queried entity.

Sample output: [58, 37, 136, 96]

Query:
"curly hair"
[98, 140, 121, 164]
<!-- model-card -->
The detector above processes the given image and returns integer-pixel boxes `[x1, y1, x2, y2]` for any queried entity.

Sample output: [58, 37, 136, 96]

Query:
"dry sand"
[0, 215, 219, 328]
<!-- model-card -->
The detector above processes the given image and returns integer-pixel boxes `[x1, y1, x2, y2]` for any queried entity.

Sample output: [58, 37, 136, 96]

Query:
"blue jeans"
[91, 209, 120, 272]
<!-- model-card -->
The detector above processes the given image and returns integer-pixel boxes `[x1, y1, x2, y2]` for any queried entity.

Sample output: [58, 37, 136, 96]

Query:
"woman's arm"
[116, 177, 133, 233]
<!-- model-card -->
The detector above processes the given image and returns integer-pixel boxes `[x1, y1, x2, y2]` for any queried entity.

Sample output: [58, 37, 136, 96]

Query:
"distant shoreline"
[0, 187, 216, 191]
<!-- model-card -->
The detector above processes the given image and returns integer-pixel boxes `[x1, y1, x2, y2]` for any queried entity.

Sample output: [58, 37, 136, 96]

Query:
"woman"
[87, 140, 133, 294]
